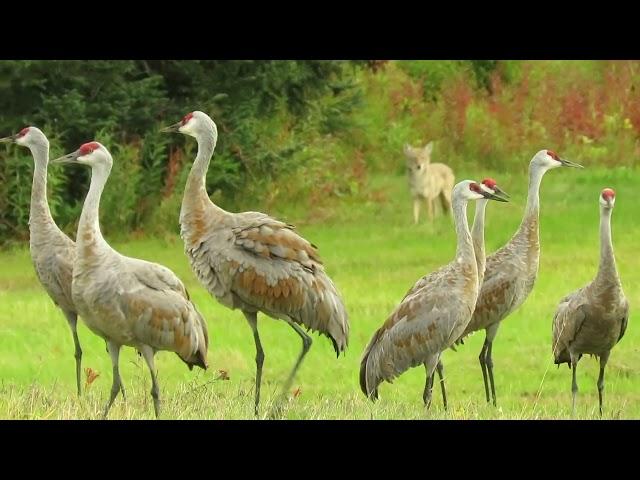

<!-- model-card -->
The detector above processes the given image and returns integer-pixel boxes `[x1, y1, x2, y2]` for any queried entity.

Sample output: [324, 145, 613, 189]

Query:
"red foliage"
[441, 76, 473, 143]
[561, 87, 602, 139]
[418, 61, 640, 164]
[388, 78, 425, 120]
[366, 60, 389, 74]
[163, 147, 183, 198]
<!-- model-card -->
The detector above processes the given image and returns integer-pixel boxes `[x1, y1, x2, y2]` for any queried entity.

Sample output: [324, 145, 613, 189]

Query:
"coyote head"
[404, 142, 433, 173]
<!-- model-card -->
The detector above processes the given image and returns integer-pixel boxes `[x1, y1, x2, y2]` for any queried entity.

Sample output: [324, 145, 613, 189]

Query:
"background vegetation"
[2, 60, 639, 244]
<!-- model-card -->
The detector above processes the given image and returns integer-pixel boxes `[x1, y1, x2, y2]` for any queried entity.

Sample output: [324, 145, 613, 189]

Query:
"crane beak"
[493, 185, 510, 199]
[559, 158, 584, 168]
[0, 134, 17, 144]
[51, 150, 81, 164]
[160, 122, 181, 133]
[482, 190, 509, 202]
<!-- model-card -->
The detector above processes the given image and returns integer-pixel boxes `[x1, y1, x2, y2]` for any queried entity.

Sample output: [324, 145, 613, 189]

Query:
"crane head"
[0, 126, 48, 148]
[52, 141, 112, 169]
[481, 177, 510, 200]
[532, 149, 584, 170]
[161, 110, 216, 139]
[600, 188, 616, 208]
[457, 180, 509, 203]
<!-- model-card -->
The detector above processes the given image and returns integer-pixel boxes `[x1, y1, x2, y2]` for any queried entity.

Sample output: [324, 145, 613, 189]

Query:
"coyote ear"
[403, 144, 413, 155]
[424, 141, 433, 155]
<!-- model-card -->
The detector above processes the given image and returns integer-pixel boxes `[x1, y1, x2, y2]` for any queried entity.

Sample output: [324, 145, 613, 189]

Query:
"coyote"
[404, 142, 455, 224]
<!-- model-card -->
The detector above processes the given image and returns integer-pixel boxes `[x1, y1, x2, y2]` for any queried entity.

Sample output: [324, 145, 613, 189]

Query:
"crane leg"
[281, 320, 312, 394]
[243, 311, 265, 417]
[140, 345, 161, 419]
[479, 324, 499, 406]
[103, 342, 122, 419]
[422, 355, 440, 409]
[64, 311, 83, 397]
[597, 351, 610, 417]
[120, 379, 127, 402]
[423, 367, 434, 408]
[423, 361, 447, 410]
[268, 320, 312, 418]
[570, 352, 580, 417]
[479, 341, 491, 403]
[436, 360, 447, 410]
[485, 341, 497, 406]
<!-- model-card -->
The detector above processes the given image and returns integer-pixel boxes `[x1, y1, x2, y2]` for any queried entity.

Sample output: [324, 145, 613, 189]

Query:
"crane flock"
[0, 110, 630, 419]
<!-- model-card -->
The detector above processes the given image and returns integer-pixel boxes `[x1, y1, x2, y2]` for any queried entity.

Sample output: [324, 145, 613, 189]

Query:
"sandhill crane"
[419, 178, 510, 409]
[359, 180, 508, 403]
[0, 127, 83, 396]
[457, 150, 583, 406]
[161, 111, 349, 416]
[552, 188, 628, 416]
[52, 142, 209, 418]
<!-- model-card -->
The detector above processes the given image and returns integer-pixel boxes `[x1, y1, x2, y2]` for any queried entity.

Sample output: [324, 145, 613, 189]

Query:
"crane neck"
[522, 164, 546, 225]
[187, 131, 216, 191]
[183, 129, 226, 218]
[511, 163, 546, 253]
[471, 199, 488, 283]
[596, 206, 618, 285]
[29, 144, 55, 229]
[453, 194, 476, 268]
[77, 163, 111, 256]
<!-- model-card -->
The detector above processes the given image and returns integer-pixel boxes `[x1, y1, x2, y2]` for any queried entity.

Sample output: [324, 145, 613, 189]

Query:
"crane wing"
[35, 249, 75, 313]
[363, 266, 471, 384]
[228, 215, 348, 352]
[119, 258, 208, 366]
[230, 212, 322, 270]
[401, 268, 443, 301]
[470, 266, 519, 328]
[127, 257, 190, 299]
[617, 298, 629, 343]
[551, 289, 587, 362]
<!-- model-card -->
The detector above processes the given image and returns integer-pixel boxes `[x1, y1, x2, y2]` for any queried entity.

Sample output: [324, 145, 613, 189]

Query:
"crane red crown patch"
[79, 142, 100, 155]
[181, 112, 194, 125]
[546, 150, 559, 160]
[17, 127, 29, 137]
[602, 188, 615, 200]
[482, 178, 497, 189]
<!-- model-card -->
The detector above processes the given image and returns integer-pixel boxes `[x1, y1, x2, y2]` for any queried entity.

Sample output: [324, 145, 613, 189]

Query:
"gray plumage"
[552, 188, 628, 416]
[162, 111, 349, 416]
[456, 150, 583, 406]
[359, 180, 507, 403]
[53, 142, 208, 419]
[0, 127, 83, 396]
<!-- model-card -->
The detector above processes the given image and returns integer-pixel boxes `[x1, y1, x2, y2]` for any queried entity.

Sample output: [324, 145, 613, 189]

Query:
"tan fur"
[404, 142, 455, 224]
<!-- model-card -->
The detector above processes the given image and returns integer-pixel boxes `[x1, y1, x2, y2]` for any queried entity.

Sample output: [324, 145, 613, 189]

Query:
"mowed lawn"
[0, 166, 638, 419]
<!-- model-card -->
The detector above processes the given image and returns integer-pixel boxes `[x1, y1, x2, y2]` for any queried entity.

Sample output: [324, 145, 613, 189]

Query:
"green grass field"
[1, 166, 638, 419]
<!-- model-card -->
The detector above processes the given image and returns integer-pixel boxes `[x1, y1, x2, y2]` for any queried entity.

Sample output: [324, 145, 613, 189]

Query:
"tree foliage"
[0, 60, 362, 242]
